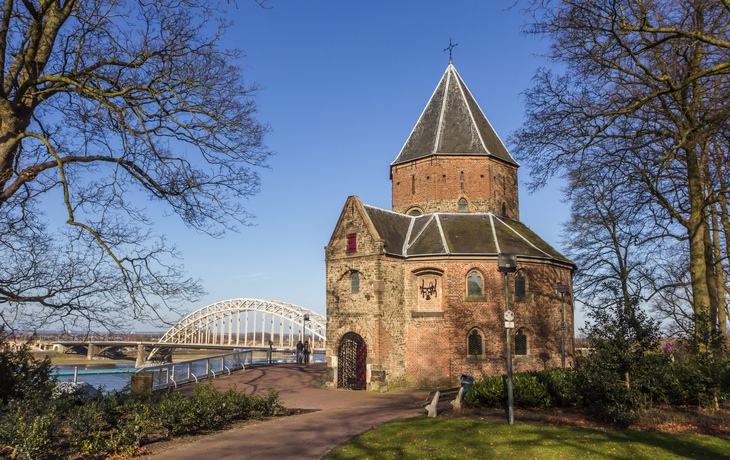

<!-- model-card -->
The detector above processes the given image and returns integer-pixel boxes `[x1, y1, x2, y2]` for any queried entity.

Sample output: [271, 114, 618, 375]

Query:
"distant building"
[325, 63, 576, 390]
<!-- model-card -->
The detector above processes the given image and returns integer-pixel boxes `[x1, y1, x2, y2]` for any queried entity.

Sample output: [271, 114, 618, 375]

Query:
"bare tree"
[562, 164, 658, 314]
[0, 1, 273, 333]
[512, 0, 730, 335]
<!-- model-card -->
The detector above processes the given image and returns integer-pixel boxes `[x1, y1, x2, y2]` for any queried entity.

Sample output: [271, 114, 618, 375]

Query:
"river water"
[53, 353, 325, 393]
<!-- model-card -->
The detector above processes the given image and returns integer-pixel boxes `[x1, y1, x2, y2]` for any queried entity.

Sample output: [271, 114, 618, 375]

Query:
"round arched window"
[458, 198, 468, 212]
[467, 271, 482, 297]
[468, 329, 483, 356]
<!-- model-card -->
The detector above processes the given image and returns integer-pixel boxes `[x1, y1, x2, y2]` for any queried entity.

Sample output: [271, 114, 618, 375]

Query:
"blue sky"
[132, 1, 575, 331]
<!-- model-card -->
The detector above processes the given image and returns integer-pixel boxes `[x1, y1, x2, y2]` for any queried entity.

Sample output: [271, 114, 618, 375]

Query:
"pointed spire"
[391, 64, 518, 167]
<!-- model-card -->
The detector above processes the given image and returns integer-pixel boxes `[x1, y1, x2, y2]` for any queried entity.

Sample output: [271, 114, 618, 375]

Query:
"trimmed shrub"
[512, 373, 552, 408]
[533, 368, 578, 407]
[465, 375, 504, 408]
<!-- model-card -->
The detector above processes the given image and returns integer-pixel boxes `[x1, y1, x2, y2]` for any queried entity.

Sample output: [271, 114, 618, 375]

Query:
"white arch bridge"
[53, 299, 326, 365]
[145, 299, 326, 362]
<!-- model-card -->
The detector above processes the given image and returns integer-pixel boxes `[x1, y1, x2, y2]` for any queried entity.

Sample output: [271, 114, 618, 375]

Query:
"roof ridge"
[494, 216, 553, 258]
[406, 215, 435, 253]
[362, 203, 411, 216]
[489, 213, 501, 254]
[452, 70, 519, 167]
[403, 216, 416, 255]
[451, 65, 490, 155]
[435, 214, 450, 254]
[390, 67, 450, 167]
[433, 67, 451, 156]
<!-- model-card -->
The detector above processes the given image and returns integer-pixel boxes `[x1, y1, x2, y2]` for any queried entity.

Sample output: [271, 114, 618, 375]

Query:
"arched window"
[409, 209, 421, 216]
[458, 198, 468, 212]
[468, 329, 483, 356]
[501, 202, 508, 217]
[351, 272, 359, 293]
[467, 271, 482, 297]
[515, 272, 526, 297]
[515, 329, 528, 355]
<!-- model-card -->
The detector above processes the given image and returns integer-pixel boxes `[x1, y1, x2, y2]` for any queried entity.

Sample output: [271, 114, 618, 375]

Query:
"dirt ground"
[441, 405, 730, 437]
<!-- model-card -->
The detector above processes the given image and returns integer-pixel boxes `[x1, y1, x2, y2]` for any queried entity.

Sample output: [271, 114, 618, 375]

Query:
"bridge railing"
[136, 350, 253, 391]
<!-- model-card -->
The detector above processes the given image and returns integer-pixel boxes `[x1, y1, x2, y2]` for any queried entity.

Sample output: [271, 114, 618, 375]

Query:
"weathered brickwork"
[391, 156, 519, 218]
[325, 196, 574, 389]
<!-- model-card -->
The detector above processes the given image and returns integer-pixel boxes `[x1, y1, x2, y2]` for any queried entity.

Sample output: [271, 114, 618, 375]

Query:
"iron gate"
[337, 332, 367, 390]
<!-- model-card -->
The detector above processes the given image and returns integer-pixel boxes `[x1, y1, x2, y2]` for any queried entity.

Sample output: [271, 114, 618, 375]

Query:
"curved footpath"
[145, 363, 428, 460]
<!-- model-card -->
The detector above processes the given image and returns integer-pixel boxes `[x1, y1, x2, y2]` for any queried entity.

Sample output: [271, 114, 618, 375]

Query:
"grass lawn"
[325, 417, 730, 459]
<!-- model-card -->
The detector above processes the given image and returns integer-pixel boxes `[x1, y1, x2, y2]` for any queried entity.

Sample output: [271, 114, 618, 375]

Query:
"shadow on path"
[146, 364, 426, 460]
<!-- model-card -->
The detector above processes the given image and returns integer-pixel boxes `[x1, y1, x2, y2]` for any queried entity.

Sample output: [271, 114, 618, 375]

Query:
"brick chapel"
[324, 63, 576, 390]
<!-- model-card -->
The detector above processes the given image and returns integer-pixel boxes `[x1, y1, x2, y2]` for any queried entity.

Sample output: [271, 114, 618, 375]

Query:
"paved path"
[145, 364, 428, 460]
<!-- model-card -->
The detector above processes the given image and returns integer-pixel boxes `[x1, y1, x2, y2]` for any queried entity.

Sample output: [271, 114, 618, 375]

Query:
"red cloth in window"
[347, 234, 356, 253]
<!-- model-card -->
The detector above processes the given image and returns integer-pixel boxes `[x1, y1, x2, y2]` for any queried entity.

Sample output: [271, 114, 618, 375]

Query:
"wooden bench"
[422, 386, 466, 417]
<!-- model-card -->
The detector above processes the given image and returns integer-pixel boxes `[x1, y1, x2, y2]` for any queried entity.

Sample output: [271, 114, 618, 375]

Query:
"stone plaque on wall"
[416, 275, 442, 311]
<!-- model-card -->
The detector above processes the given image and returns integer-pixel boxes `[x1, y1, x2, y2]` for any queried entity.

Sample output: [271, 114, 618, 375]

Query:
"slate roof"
[391, 63, 519, 168]
[361, 204, 574, 266]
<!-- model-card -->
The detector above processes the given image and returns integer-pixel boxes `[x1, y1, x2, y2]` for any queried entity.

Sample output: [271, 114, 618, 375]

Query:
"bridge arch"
[155, 299, 326, 351]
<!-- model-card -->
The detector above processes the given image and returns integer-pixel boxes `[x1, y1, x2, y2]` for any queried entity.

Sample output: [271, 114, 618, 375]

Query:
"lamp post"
[556, 284, 569, 369]
[498, 253, 517, 426]
[303, 313, 310, 343]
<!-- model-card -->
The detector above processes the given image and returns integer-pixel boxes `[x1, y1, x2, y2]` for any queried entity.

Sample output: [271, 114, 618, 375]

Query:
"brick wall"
[325, 197, 574, 390]
[391, 156, 519, 218]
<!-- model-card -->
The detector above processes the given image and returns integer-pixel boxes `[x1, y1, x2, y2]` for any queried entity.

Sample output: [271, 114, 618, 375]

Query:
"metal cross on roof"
[444, 34, 458, 63]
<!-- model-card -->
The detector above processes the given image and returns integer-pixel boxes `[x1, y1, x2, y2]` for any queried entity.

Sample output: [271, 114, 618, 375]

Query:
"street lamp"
[556, 284, 569, 369]
[303, 313, 310, 343]
[498, 253, 517, 426]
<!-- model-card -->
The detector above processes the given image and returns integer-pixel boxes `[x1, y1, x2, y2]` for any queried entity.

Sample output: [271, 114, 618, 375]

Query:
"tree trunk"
[686, 146, 711, 339]
[704, 208, 719, 333]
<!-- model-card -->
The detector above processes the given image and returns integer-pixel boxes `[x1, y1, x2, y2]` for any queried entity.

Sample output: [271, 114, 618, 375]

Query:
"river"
[53, 353, 325, 393]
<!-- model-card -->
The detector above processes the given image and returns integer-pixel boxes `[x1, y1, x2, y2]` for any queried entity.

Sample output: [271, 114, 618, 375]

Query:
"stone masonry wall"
[391, 156, 519, 218]
[325, 198, 408, 390]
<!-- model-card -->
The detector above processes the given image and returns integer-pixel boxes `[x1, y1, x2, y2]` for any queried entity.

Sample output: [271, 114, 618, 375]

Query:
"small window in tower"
[502, 202, 508, 217]
[347, 233, 357, 253]
[481, 174, 485, 178]
[458, 198, 468, 213]
[468, 329, 483, 356]
[515, 272, 526, 297]
[467, 271, 482, 296]
[460, 171, 464, 191]
[409, 209, 421, 216]
[351, 272, 360, 293]
[411, 176, 415, 195]
[426, 176, 430, 180]
[515, 329, 528, 355]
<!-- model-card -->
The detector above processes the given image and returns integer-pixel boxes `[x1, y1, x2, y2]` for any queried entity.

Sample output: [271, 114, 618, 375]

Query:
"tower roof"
[391, 63, 518, 168]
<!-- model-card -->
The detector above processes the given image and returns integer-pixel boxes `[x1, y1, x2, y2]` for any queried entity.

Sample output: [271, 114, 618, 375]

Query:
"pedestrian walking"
[303, 340, 311, 364]
[296, 340, 304, 364]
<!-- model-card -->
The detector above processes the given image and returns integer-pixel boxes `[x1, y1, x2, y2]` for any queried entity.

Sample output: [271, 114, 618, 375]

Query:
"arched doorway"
[337, 332, 367, 390]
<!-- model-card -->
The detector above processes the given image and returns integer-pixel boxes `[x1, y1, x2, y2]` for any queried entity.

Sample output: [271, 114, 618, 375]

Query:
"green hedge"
[0, 380, 285, 458]
[465, 357, 730, 425]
